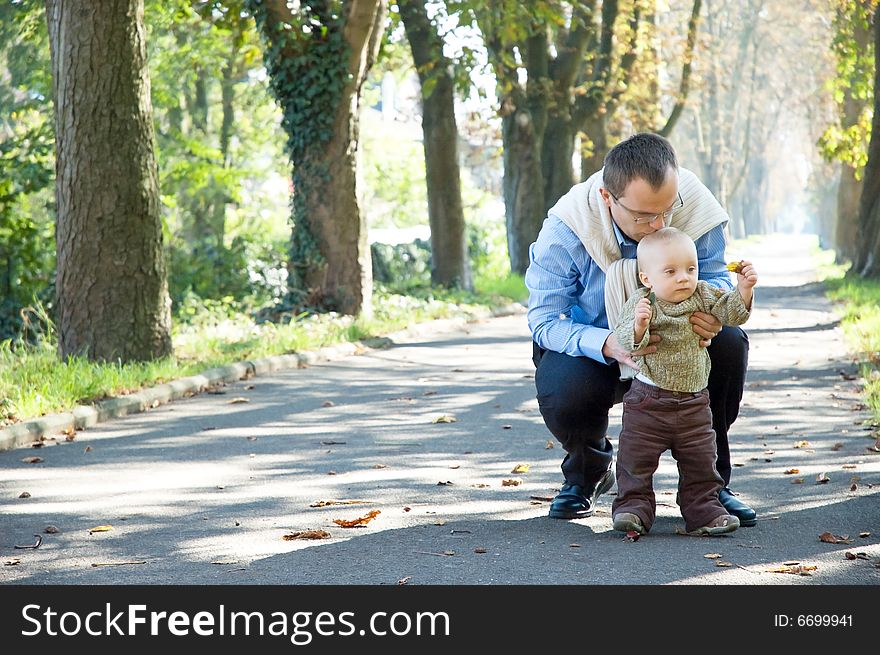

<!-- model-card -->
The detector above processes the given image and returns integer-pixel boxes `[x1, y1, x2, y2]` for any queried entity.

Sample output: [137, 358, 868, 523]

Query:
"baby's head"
[637, 227, 699, 303]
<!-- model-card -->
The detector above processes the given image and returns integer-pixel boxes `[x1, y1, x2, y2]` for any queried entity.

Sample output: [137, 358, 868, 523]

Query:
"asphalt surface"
[1, 233, 878, 586]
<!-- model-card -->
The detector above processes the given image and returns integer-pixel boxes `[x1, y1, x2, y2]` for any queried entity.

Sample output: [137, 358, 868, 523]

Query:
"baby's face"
[638, 239, 699, 303]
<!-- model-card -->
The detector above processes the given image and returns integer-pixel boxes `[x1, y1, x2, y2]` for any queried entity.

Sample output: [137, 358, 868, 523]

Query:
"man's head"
[637, 227, 699, 304]
[599, 133, 680, 242]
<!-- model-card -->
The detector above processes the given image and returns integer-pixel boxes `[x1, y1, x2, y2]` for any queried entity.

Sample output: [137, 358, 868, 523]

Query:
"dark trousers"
[612, 379, 726, 532]
[533, 326, 749, 491]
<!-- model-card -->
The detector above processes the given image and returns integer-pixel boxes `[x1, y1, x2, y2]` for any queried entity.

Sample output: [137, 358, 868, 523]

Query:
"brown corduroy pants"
[612, 379, 728, 533]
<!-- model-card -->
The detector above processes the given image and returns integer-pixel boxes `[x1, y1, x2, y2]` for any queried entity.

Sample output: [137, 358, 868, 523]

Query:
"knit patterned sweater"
[613, 281, 751, 392]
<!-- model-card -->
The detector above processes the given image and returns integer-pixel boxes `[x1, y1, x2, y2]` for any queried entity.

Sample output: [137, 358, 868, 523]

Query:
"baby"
[611, 226, 757, 536]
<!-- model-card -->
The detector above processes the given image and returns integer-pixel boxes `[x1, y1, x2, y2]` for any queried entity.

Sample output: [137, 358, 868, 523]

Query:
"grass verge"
[0, 276, 526, 427]
[815, 245, 880, 425]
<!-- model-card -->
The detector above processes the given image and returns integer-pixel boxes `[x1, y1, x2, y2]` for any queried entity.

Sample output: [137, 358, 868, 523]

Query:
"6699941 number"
[774, 615, 853, 627]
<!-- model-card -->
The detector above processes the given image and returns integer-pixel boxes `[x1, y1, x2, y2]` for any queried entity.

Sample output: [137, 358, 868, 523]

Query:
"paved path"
[1, 234, 877, 585]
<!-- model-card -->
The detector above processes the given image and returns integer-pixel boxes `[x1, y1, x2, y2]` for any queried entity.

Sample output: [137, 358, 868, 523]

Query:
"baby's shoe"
[613, 512, 647, 535]
[687, 514, 740, 536]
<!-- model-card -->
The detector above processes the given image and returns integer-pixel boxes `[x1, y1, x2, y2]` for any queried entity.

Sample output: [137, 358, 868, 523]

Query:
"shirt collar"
[610, 215, 637, 248]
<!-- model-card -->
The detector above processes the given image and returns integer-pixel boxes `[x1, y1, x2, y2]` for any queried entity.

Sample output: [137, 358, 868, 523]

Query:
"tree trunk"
[502, 108, 545, 275]
[541, 107, 576, 214]
[855, 7, 880, 278]
[399, 0, 470, 289]
[254, 0, 385, 316]
[836, 165, 862, 262]
[46, 0, 171, 363]
[579, 112, 609, 182]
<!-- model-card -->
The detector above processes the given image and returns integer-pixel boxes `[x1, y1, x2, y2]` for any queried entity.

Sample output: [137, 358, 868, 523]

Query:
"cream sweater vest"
[548, 167, 728, 330]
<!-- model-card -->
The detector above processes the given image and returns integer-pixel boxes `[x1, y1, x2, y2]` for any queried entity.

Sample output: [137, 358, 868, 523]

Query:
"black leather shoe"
[548, 469, 615, 519]
[719, 487, 757, 527]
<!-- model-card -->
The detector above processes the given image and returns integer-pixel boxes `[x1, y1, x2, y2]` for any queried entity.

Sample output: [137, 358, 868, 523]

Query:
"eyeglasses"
[607, 190, 684, 225]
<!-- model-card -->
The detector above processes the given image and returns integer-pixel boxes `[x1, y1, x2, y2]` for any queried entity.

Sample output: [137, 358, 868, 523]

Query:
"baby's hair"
[637, 227, 695, 268]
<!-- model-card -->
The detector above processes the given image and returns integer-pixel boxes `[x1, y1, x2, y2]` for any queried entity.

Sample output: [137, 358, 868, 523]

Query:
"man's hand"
[689, 311, 722, 348]
[602, 332, 660, 371]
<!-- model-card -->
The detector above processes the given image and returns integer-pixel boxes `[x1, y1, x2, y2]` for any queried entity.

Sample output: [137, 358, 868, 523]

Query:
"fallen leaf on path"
[44, 525, 60, 534]
[473, 483, 490, 488]
[403, 507, 411, 512]
[4, 559, 21, 566]
[625, 531, 640, 542]
[84, 446, 92, 452]
[432, 415, 457, 423]
[327, 470, 337, 475]
[819, 532, 852, 544]
[831, 443, 844, 451]
[502, 478, 522, 486]
[423, 390, 438, 396]
[474, 548, 487, 554]
[228, 397, 250, 404]
[502, 424, 512, 430]
[372, 464, 388, 469]
[321, 401, 335, 407]
[784, 468, 800, 475]
[333, 509, 380, 528]
[842, 464, 857, 469]
[860, 532, 871, 538]
[18, 492, 30, 498]
[436, 480, 453, 486]
[511, 464, 530, 474]
[88, 525, 113, 535]
[768, 563, 817, 576]
[715, 561, 732, 567]
[21, 456, 43, 464]
[838, 370, 858, 380]
[851, 482, 858, 491]
[309, 499, 368, 508]
[212, 560, 240, 565]
[794, 440, 810, 449]
[530, 495, 554, 502]
[545, 440, 555, 449]
[449, 465, 460, 469]
[433, 520, 446, 526]
[816, 473, 830, 484]
[792, 478, 805, 484]
[397, 576, 412, 585]
[569, 543, 581, 548]
[704, 553, 723, 559]
[283, 530, 330, 540]
[321, 440, 346, 445]
[844, 552, 870, 561]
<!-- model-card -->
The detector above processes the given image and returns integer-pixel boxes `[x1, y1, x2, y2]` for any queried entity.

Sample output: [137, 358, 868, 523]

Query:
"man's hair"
[637, 226, 695, 268]
[603, 133, 678, 197]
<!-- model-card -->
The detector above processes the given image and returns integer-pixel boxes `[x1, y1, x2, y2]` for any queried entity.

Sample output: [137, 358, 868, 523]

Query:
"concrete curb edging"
[0, 303, 525, 452]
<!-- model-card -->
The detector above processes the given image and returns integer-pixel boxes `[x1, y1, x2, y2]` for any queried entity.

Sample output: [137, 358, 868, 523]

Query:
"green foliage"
[0, 0, 56, 340]
[818, 0, 876, 172]
[147, 0, 291, 317]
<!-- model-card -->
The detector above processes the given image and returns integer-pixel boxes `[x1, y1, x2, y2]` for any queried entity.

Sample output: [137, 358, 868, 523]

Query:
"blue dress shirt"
[525, 216, 732, 364]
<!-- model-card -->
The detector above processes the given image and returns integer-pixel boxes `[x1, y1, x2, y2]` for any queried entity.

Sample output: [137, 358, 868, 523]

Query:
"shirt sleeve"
[525, 221, 613, 364]
[696, 225, 734, 291]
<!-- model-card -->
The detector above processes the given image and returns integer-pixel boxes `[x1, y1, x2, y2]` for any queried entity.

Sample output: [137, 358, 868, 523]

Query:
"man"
[525, 132, 756, 526]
